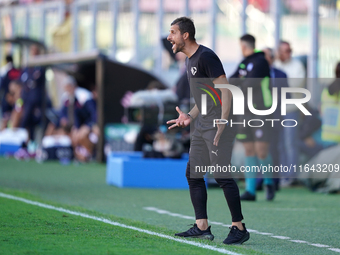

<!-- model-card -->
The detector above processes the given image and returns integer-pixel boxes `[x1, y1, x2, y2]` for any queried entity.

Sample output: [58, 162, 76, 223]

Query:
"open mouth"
[170, 41, 175, 50]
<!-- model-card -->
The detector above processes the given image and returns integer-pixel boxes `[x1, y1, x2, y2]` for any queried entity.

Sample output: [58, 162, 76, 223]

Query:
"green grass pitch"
[0, 158, 339, 255]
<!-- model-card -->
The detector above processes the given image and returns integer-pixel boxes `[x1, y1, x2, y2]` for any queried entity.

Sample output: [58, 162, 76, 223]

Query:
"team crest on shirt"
[191, 67, 197, 75]
[247, 63, 254, 71]
[239, 69, 247, 77]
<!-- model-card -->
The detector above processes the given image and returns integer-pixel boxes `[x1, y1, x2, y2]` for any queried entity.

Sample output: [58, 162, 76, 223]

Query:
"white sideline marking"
[256, 232, 273, 236]
[271, 236, 290, 240]
[310, 244, 330, 248]
[329, 248, 340, 253]
[247, 229, 259, 233]
[143, 206, 340, 253]
[144, 207, 196, 220]
[0, 193, 241, 255]
[290, 240, 309, 244]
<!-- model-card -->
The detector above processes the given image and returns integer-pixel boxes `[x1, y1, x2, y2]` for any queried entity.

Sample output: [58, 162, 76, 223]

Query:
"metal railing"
[0, 0, 338, 81]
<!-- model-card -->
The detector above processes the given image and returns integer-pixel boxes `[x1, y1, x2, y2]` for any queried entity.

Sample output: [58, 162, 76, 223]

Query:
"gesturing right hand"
[166, 106, 191, 130]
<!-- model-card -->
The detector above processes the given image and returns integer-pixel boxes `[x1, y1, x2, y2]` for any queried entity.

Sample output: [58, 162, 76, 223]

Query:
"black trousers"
[186, 127, 244, 222]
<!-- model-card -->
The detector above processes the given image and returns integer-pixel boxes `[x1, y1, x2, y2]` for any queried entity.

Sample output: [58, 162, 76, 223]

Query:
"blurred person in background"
[45, 76, 92, 136]
[274, 41, 306, 81]
[274, 41, 306, 186]
[256, 47, 289, 191]
[20, 45, 48, 142]
[229, 35, 275, 201]
[321, 62, 340, 144]
[0, 80, 29, 156]
[0, 55, 21, 127]
[298, 106, 335, 160]
[73, 88, 99, 162]
[1, 80, 24, 130]
[44, 76, 97, 162]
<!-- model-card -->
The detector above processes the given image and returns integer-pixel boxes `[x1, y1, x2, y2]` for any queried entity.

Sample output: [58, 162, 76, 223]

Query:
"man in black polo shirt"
[166, 17, 249, 245]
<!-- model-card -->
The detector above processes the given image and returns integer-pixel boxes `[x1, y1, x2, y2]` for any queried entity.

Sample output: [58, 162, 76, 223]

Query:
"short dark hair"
[280, 40, 290, 47]
[240, 34, 255, 49]
[279, 40, 291, 52]
[171, 17, 196, 41]
[5, 55, 13, 63]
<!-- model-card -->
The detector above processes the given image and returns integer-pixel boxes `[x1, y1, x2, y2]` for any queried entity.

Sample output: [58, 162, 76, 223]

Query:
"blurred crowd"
[0, 44, 99, 163]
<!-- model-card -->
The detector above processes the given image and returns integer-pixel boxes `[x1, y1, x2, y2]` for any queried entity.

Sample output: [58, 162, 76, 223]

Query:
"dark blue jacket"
[59, 98, 83, 128]
[82, 99, 97, 127]
[270, 67, 289, 118]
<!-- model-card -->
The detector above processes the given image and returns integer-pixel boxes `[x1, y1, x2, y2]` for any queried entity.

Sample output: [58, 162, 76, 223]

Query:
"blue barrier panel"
[0, 144, 21, 155]
[106, 152, 189, 189]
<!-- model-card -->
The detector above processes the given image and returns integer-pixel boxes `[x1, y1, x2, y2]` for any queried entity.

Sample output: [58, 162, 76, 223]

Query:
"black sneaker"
[175, 224, 214, 240]
[223, 223, 250, 245]
[240, 191, 256, 201]
[266, 184, 275, 201]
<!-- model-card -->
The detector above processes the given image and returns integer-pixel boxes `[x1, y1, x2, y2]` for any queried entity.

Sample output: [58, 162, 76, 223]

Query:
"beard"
[174, 40, 185, 54]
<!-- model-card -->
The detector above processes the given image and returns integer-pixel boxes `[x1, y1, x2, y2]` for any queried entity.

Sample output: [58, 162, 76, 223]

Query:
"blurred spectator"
[0, 80, 29, 159]
[20, 45, 48, 140]
[321, 62, 340, 143]
[0, 55, 21, 127]
[73, 88, 99, 162]
[263, 48, 290, 118]
[230, 34, 274, 201]
[326, 62, 340, 95]
[274, 41, 306, 83]
[59, 77, 86, 131]
[45, 76, 92, 135]
[1, 80, 24, 130]
[52, 0, 80, 53]
[299, 105, 336, 162]
[274, 41, 306, 183]
[258, 47, 290, 190]
[44, 76, 98, 162]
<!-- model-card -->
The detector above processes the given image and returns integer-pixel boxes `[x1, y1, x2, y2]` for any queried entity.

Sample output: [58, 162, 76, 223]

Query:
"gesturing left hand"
[166, 106, 191, 130]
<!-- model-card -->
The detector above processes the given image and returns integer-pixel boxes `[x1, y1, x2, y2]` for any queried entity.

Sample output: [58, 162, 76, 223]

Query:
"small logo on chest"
[191, 67, 197, 75]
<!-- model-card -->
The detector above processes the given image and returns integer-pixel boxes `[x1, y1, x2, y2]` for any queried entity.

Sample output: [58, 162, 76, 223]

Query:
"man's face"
[30, 45, 40, 56]
[167, 24, 186, 54]
[278, 43, 291, 62]
[263, 49, 273, 66]
[64, 84, 75, 97]
[239, 41, 247, 57]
